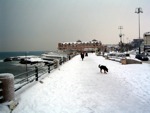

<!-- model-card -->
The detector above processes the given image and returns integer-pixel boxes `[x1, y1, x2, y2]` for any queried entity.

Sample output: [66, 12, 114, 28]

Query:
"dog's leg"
[100, 69, 102, 73]
[102, 69, 104, 73]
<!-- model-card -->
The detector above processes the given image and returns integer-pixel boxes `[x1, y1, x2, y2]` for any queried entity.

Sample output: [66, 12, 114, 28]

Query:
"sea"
[0, 51, 45, 76]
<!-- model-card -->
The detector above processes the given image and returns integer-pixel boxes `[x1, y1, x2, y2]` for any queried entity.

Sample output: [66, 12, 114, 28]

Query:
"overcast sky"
[0, 0, 150, 52]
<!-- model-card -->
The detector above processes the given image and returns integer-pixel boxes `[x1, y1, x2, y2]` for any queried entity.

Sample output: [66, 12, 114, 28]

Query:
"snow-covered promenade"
[1, 53, 150, 113]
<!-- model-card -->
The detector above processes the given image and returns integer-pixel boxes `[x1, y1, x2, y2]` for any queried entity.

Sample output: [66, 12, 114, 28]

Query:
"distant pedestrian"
[85, 52, 88, 56]
[68, 55, 71, 60]
[80, 52, 84, 61]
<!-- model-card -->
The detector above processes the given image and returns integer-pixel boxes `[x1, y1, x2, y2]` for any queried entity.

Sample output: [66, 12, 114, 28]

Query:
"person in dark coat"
[85, 52, 88, 56]
[68, 55, 71, 60]
[80, 52, 84, 61]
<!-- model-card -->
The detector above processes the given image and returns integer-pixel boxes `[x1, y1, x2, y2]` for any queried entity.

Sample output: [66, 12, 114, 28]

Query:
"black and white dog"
[98, 64, 108, 74]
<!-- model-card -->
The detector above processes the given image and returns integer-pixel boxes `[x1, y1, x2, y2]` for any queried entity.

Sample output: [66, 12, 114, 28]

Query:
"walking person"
[85, 52, 88, 56]
[80, 52, 84, 61]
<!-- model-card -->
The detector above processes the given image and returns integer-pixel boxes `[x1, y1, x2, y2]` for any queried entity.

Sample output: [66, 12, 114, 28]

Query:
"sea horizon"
[0, 50, 66, 76]
[0, 51, 46, 75]
[0, 51, 49, 60]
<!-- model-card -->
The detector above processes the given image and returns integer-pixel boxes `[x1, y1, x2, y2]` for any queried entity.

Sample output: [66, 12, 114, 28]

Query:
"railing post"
[48, 64, 50, 73]
[54, 59, 59, 69]
[35, 66, 38, 81]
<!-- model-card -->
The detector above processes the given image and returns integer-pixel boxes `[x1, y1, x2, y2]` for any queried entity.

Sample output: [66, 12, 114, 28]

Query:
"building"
[143, 32, 150, 52]
[106, 44, 119, 52]
[58, 39, 105, 52]
[131, 39, 143, 49]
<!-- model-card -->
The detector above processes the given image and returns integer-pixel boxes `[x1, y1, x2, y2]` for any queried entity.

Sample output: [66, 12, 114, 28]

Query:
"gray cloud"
[0, 0, 150, 51]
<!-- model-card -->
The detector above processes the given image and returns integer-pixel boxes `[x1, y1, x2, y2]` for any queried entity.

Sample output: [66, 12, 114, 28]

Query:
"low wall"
[121, 59, 142, 64]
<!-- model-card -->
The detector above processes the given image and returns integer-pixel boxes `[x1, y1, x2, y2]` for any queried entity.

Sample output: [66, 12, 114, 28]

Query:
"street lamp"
[118, 26, 123, 43]
[118, 26, 123, 52]
[135, 7, 143, 54]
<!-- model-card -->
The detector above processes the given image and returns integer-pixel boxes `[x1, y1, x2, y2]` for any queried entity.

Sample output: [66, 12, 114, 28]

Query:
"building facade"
[58, 39, 105, 52]
[143, 32, 150, 52]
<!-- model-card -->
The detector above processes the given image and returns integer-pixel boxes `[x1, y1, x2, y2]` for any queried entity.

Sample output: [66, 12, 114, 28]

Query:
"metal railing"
[3, 54, 76, 92]
[14, 63, 55, 91]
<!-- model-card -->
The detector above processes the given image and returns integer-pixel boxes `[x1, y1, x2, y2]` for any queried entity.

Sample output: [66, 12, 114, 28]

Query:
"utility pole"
[135, 7, 143, 54]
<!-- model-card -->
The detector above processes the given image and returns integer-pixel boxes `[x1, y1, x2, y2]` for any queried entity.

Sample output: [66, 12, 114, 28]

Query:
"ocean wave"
[0, 60, 3, 62]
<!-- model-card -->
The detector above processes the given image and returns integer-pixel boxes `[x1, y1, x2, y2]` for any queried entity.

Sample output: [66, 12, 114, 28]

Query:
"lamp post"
[118, 26, 123, 43]
[135, 7, 143, 54]
[118, 26, 123, 52]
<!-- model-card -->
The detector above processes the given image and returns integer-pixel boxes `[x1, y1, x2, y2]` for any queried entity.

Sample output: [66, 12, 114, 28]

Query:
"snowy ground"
[1, 53, 150, 113]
